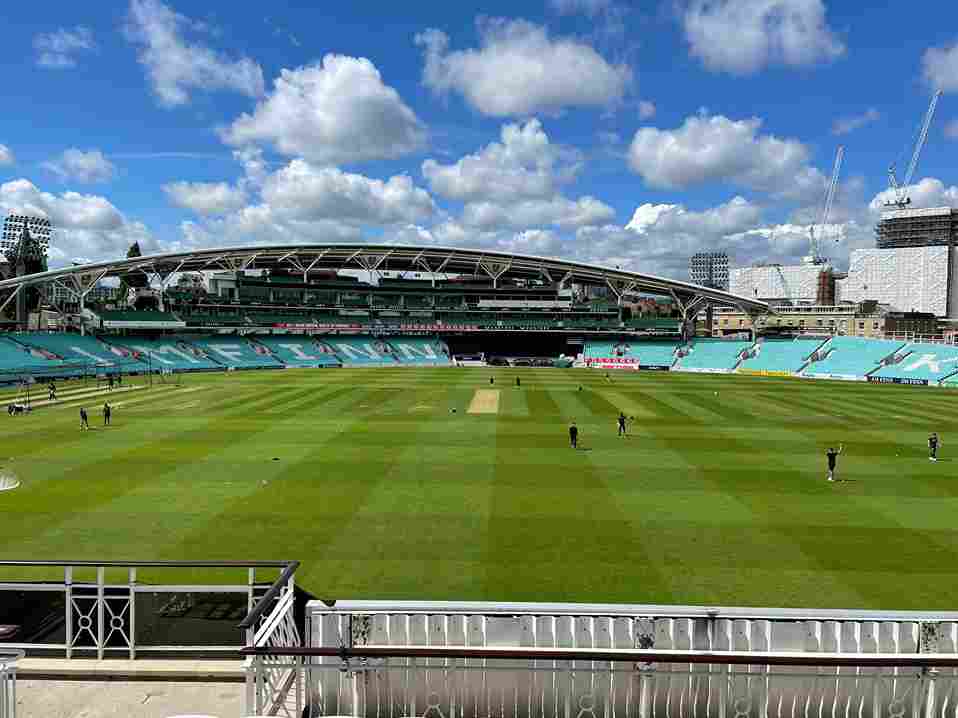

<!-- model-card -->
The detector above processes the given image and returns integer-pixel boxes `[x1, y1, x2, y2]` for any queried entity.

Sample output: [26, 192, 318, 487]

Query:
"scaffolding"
[876, 206, 957, 248]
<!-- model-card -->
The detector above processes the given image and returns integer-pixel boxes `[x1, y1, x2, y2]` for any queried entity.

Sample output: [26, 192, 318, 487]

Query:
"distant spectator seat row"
[803, 337, 905, 379]
[738, 339, 824, 374]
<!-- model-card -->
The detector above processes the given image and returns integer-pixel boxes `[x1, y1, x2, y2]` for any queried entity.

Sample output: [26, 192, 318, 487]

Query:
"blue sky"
[0, 0, 956, 277]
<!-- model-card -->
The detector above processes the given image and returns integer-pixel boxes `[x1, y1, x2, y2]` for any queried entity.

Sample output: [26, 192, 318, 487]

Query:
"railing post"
[96, 566, 105, 660]
[922, 667, 937, 718]
[64, 566, 73, 660]
[128, 567, 136, 660]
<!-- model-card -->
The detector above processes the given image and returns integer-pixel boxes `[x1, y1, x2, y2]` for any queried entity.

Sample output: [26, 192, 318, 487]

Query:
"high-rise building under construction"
[876, 207, 958, 249]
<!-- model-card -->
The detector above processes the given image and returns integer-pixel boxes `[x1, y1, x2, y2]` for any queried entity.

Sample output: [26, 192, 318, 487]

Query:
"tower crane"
[805, 145, 844, 264]
[885, 90, 942, 209]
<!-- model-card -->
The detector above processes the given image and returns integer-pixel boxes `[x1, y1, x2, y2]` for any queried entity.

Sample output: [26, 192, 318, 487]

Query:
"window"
[816, 319, 823, 326]
[739, 320, 744, 327]
[873, 322, 879, 329]
[859, 322, 864, 330]
[722, 319, 728, 326]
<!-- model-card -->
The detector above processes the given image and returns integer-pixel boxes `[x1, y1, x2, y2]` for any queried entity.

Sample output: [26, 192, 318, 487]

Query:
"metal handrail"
[0, 651, 23, 666]
[0, 560, 292, 568]
[238, 560, 300, 630]
[239, 644, 958, 668]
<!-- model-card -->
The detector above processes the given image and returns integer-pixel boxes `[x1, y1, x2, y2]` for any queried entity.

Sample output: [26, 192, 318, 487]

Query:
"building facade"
[688, 252, 729, 290]
[729, 263, 830, 304]
[1, 214, 53, 257]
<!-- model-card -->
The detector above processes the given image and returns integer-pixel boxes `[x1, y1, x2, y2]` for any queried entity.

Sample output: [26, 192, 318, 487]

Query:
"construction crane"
[885, 90, 942, 209]
[805, 145, 844, 265]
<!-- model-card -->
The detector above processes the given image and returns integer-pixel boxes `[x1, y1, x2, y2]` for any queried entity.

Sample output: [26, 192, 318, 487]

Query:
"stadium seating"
[386, 337, 451, 365]
[738, 339, 823, 374]
[319, 337, 399, 366]
[0, 335, 67, 380]
[803, 337, 905, 379]
[15, 332, 144, 374]
[252, 335, 341, 367]
[190, 337, 284, 369]
[675, 340, 751, 372]
[869, 342, 958, 384]
[583, 340, 678, 366]
[108, 337, 223, 372]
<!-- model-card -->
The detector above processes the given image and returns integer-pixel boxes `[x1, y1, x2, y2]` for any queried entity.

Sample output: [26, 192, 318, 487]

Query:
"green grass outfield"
[0, 367, 956, 610]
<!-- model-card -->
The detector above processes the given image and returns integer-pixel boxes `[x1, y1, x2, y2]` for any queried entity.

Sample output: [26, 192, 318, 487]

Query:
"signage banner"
[867, 376, 928, 386]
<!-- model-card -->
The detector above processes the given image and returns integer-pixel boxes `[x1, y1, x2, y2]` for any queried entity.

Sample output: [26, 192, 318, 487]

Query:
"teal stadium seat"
[320, 337, 400, 366]
[110, 337, 224, 372]
[738, 339, 823, 374]
[870, 343, 958, 384]
[190, 337, 284, 369]
[386, 338, 451, 366]
[675, 340, 751, 372]
[583, 340, 678, 367]
[17, 332, 144, 374]
[0, 336, 68, 381]
[804, 337, 905, 380]
[252, 336, 341, 367]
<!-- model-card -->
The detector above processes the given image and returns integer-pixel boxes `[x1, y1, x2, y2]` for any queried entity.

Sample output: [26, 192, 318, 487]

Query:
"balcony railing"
[0, 650, 21, 718]
[241, 644, 958, 718]
[0, 560, 297, 659]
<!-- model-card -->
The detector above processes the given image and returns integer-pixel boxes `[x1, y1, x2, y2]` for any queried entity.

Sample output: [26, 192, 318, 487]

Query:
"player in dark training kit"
[617, 412, 627, 437]
[929, 433, 940, 462]
[569, 421, 578, 449]
[103, 402, 112, 426]
[79, 407, 89, 431]
[826, 444, 844, 481]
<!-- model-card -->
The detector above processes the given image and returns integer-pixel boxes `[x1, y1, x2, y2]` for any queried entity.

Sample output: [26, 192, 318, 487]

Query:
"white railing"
[0, 651, 21, 718]
[0, 560, 296, 658]
[241, 645, 958, 718]
[244, 567, 303, 717]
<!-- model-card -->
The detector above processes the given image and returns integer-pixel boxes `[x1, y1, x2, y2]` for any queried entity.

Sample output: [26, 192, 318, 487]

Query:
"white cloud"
[628, 113, 822, 198]
[222, 55, 426, 165]
[163, 181, 247, 215]
[945, 120, 958, 140]
[33, 26, 95, 69]
[681, 0, 844, 75]
[0, 179, 156, 266]
[124, 0, 265, 107]
[462, 195, 614, 230]
[832, 108, 880, 136]
[422, 118, 577, 202]
[548, 0, 612, 15]
[260, 160, 435, 224]
[416, 18, 631, 116]
[0, 145, 13, 166]
[42, 149, 116, 184]
[868, 177, 958, 212]
[923, 41, 958, 93]
[638, 100, 656, 119]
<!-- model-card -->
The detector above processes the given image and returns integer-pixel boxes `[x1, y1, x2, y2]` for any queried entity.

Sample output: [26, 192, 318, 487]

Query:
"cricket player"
[826, 444, 844, 482]
[617, 411, 627, 437]
[929, 433, 940, 462]
[569, 421, 578, 449]
[80, 407, 89, 431]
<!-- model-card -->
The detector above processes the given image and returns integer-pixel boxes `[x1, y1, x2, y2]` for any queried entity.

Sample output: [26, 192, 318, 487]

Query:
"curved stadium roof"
[0, 243, 768, 314]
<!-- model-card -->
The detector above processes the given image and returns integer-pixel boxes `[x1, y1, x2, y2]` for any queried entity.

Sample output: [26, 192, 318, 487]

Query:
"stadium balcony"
[96, 309, 184, 327]
[737, 337, 825, 375]
[675, 338, 752, 372]
[803, 336, 906, 380]
[869, 342, 958, 385]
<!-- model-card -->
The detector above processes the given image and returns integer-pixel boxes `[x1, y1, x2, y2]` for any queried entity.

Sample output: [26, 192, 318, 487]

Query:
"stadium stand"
[14, 332, 143, 374]
[320, 336, 399, 366]
[0, 335, 66, 380]
[803, 336, 905, 380]
[252, 335, 341, 367]
[738, 338, 823, 375]
[386, 337, 451, 366]
[190, 337, 284, 369]
[107, 337, 222, 372]
[675, 339, 751, 372]
[583, 340, 678, 367]
[97, 310, 182, 323]
[869, 342, 958, 384]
